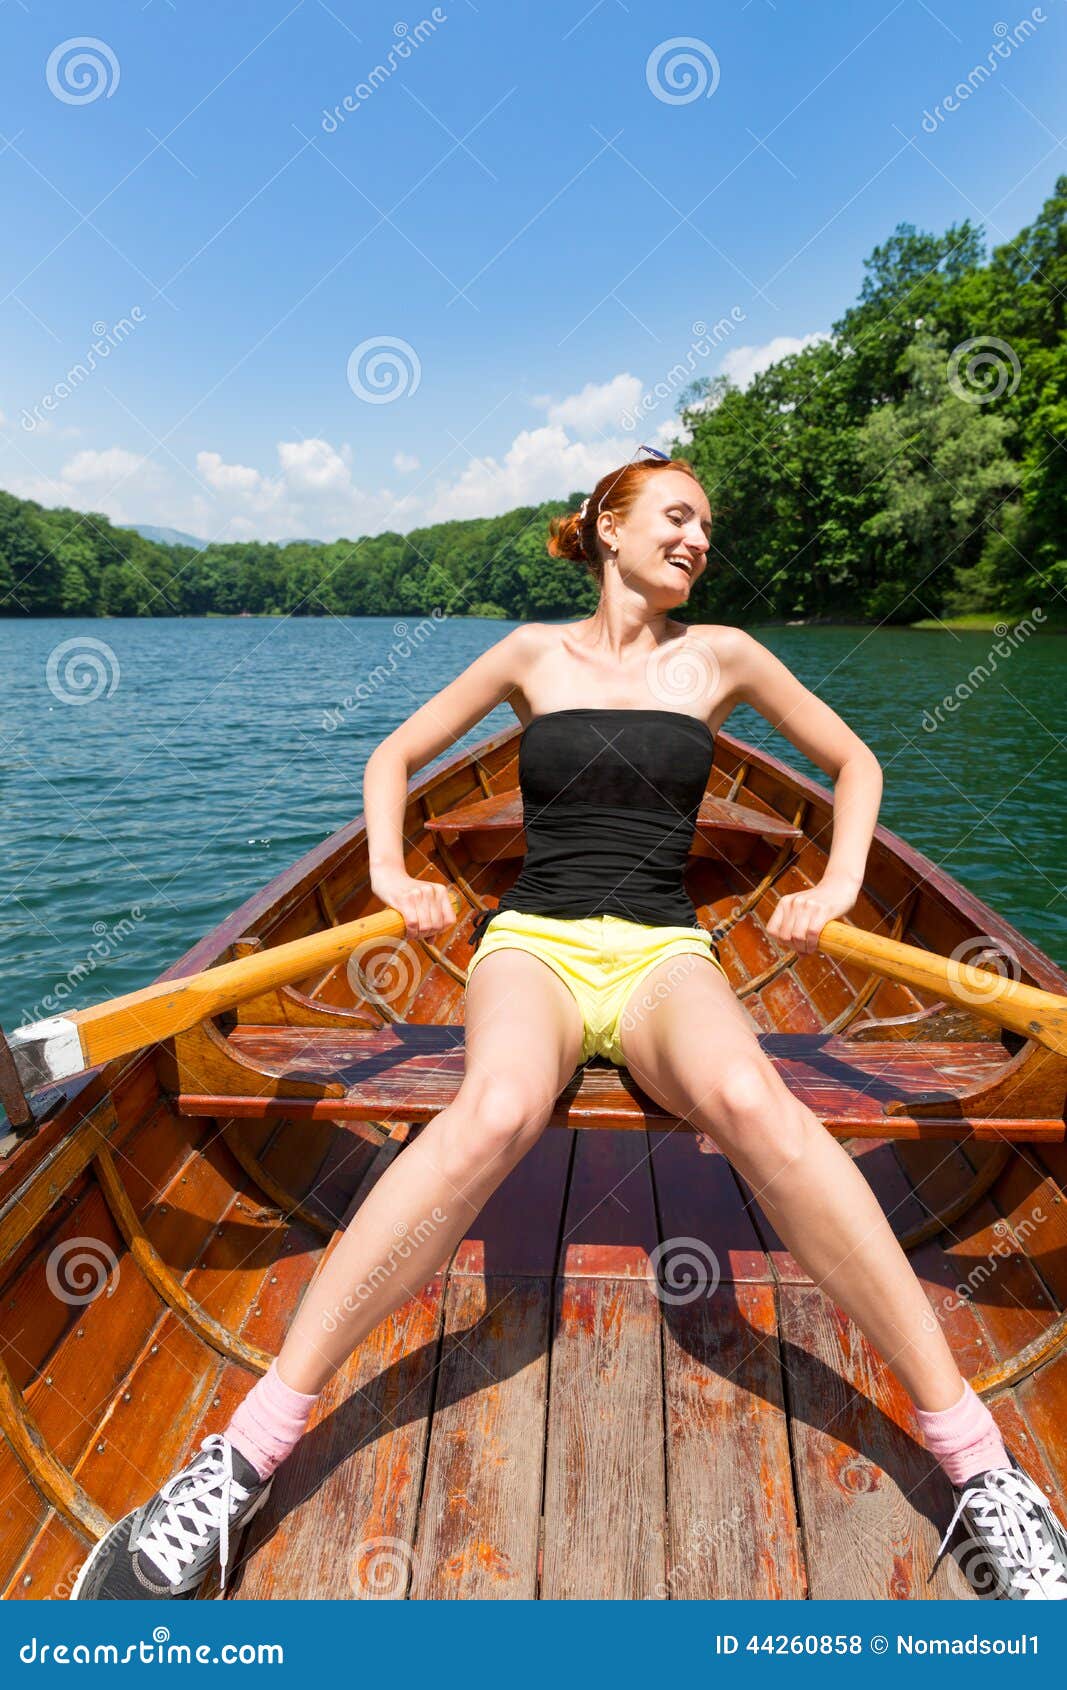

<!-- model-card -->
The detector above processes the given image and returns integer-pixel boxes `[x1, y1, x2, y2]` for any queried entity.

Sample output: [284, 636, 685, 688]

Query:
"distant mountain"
[130, 525, 327, 550]
[131, 524, 208, 551]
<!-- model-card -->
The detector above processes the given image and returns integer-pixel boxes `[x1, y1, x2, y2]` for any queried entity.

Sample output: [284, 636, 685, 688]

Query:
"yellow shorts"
[464, 910, 728, 1067]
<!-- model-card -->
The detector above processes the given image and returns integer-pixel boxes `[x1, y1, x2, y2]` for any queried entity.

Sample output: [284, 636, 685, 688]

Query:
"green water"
[2, 616, 1064, 1029]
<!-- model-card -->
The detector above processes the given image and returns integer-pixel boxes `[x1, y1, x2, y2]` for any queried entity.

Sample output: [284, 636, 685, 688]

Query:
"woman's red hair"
[547, 456, 705, 582]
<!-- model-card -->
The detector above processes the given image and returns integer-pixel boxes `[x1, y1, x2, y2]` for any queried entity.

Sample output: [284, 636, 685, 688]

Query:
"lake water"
[2, 615, 1064, 1030]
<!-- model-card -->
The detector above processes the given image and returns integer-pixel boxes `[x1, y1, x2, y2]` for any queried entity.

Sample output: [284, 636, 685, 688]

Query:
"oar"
[8, 887, 465, 1093]
[816, 919, 1067, 1056]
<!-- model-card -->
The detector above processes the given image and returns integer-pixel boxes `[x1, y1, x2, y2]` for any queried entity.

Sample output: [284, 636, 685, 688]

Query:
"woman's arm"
[719, 629, 884, 954]
[361, 625, 535, 938]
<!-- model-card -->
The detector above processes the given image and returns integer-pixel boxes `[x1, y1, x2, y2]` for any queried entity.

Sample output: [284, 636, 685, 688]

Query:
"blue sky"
[1, 0, 1062, 542]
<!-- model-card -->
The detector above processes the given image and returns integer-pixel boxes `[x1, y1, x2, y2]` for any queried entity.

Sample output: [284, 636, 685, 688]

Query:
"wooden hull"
[1, 719, 1065, 1600]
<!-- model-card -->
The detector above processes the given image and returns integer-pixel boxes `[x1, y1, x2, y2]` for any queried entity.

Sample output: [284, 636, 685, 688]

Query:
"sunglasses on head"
[584, 443, 672, 519]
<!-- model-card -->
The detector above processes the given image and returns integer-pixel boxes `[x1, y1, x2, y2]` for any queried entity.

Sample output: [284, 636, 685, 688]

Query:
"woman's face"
[602, 470, 711, 603]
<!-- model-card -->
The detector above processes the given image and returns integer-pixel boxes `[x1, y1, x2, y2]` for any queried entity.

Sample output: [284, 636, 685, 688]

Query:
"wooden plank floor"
[8, 1120, 1064, 1601]
[222, 1124, 1066, 1600]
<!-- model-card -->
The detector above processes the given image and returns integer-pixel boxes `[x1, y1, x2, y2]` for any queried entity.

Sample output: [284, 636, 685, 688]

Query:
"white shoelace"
[132, 1435, 251, 1593]
[937, 1467, 1067, 1599]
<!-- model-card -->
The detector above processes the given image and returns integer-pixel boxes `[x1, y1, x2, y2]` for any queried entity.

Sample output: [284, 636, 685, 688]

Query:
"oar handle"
[10, 885, 466, 1085]
[817, 919, 1067, 1056]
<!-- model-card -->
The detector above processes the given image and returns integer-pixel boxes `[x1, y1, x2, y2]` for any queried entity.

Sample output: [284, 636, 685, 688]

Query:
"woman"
[72, 449, 1067, 1602]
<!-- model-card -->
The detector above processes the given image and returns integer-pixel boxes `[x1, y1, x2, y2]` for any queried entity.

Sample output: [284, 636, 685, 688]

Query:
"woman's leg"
[615, 956, 969, 1414]
[267, 945, 585, 1395]
[69, 949, 588, 1598]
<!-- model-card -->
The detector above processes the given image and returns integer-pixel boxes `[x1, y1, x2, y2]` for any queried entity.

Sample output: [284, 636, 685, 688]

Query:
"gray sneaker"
[70, 1434, 271, 1599]
[933, 1445, 1067, 1600]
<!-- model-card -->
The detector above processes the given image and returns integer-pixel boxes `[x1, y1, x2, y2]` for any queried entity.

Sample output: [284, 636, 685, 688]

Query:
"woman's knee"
[443, 1075, 555, 1172]
[700, 1059, 807, 1166]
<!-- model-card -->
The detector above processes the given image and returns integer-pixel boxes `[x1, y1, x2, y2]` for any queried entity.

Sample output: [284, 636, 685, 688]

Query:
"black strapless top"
[469, 707, 716, 951]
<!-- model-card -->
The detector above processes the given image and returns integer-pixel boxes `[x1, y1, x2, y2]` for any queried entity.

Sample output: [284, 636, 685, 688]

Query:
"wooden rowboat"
[1, 715, 1066, 1601]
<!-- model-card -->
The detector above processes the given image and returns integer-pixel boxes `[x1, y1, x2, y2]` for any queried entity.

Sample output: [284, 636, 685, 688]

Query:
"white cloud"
[393, 450, 419, 472]
[719, 333, 830, 390]
[3, 445, 166, 524]
[185, 437, 412, 540]
[197, 450, 264, 494]
[277, 437, 351, 493]
[426, 423, 632, 522]
[62, 446, 146, 485]
[540, 374, 644, 439]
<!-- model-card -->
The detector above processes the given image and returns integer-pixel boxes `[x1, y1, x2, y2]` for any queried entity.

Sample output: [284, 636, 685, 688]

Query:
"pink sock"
[223, 1359, 319, 1481]
[913, 1378, 1011, 1487]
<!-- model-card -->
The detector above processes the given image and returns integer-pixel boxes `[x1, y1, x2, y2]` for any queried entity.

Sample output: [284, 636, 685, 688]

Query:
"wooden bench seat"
[425, 790, 802, 861]
[176, 1025, 1062, 1141]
